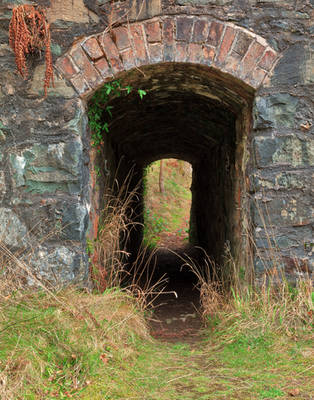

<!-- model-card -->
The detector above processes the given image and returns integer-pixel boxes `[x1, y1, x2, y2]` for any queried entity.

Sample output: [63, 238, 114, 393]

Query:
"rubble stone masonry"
[0, 0, 312, 284]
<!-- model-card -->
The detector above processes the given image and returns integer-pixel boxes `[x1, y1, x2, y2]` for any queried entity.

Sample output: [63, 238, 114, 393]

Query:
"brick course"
[56, 16, 278, 97]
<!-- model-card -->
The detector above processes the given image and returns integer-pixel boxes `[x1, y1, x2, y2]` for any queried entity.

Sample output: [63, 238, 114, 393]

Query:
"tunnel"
[89, 62, 254, 288]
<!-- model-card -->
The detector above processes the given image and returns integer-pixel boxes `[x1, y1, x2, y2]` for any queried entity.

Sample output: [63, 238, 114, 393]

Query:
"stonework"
[0, 0, 313, 284]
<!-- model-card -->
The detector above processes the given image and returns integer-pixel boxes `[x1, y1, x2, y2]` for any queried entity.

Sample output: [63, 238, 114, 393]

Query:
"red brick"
[188, 43, 203, 63]
[175, 42, 188, 62]
[192, 19, 209, 43]
[70, 46, 103, 88]
[148, 43, 163, 64]
[94, 57, 112, 79]
[130, 24, 148, 64]
[120, 48, 136, 70]
[207, 21, 224, 47]
[55, 55, 79, 79]
[248, 66, 267, 88]
[70, 74, 90, 96]
[144, 20, 162, 43]
[238, 41, 265, 78]
[99, 33, 123, 74]
[223, 51, 242, 74]
[112, 26, 131, 51]
[202, 45, 215, 65]
[163, 18, 175, 62]
[163, 18, 175, 45]
[176, 17, 193, 41]
[258, 49, 277, 71]
[233, 31, 253, 57]
[82, 37, 103, 60]
[216, 26, 237, 64]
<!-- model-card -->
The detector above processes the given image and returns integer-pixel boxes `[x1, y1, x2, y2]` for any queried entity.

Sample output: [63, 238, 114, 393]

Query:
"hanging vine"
[9, 4, 54, 96]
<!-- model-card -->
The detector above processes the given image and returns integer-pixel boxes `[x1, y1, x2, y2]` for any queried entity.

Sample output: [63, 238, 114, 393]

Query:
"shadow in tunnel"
[127, 244, 210, 341]
[89, 62, 254, 338]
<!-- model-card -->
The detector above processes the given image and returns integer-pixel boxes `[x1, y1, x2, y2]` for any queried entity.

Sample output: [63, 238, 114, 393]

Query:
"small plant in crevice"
[9, 4, 54, 96]
[88, 80, 146, 149]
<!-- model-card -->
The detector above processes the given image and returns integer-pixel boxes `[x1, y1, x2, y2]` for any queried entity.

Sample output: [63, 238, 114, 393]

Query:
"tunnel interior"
[90, 63, 254, 290]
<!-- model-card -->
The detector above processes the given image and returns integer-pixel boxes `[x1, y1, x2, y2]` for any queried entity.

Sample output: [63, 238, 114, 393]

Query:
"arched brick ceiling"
[55, 15, 279, 98]
[103, 63, 238, 166]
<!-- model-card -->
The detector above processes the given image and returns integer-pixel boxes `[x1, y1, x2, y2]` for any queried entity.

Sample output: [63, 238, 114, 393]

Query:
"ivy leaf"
[105, 85, 112, 95]
[106, 106, 113, 118]
[103, 122, 109, 133]
[138, 89, 146, 100]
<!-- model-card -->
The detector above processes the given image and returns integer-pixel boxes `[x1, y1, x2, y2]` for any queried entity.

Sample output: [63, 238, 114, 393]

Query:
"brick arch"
[56, 15, 279, 97]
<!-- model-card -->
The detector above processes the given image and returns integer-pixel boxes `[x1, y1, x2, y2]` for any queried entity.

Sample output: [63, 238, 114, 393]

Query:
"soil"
[149, 278, 203, 343]
[144, 236, 205, 343]
[158, 229, 189, 249]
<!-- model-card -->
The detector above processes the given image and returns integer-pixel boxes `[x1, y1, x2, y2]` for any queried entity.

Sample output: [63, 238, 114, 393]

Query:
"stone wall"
[0, 0, 312, 284]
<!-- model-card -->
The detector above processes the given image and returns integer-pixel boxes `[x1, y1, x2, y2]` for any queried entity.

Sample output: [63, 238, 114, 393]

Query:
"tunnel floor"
[133, 245, 206, 342]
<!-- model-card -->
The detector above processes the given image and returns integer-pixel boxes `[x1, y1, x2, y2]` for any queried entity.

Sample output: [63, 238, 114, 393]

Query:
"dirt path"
[149, 279, 203, 343]
[126, 243, 313, 400]
[143, 242, 204, 344]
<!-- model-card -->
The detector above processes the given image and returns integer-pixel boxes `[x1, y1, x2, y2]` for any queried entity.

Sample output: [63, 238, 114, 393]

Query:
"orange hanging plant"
[9, 4, 54, 96]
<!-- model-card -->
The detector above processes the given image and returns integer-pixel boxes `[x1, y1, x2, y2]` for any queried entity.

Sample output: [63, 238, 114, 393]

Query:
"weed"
[88, 80, 146, 149]
[259, 387, 285, 398]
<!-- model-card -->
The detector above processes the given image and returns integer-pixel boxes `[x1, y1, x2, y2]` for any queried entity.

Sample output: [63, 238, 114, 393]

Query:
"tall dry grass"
[181, 197, 313, 337]
[0, 238, 151, 399]
[90, 173, 139, 291]
[89, 170, 170, 314]
[183, 249, 312, 339]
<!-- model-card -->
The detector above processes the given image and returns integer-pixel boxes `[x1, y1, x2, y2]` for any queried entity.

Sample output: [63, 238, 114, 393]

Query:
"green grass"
[82, 330, 313, 399]
[0, 288, 313, 399]
[0, 288, 150, 399]
[0, 272, 313, 399]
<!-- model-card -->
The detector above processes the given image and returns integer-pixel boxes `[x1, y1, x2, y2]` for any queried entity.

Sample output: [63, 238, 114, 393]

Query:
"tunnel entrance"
[90, 62, 254, 300]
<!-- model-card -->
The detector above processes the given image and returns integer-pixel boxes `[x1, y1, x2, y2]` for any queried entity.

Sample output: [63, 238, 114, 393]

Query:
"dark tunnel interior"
[91, 63, 254, 294]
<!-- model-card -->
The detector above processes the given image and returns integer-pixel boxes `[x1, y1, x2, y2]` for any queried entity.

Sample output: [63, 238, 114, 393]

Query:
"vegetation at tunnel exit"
[88, 80, 146, 148]
[143, 159, 192, 248]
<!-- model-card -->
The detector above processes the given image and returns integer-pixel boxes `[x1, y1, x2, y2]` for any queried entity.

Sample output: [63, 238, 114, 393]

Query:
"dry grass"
[182, 246, 313, 340]
[90, 172, 139, 291]
[89, 170, 170, 315]
[0, 249, 150, 399]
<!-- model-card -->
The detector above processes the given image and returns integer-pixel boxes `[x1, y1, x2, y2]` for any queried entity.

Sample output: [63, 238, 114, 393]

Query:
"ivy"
[88, 80, 146, 149]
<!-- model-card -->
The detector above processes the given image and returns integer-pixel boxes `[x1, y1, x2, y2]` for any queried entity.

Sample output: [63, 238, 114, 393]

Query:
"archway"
[55, 15, 279, 284]
[91, 62, 251, 269]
